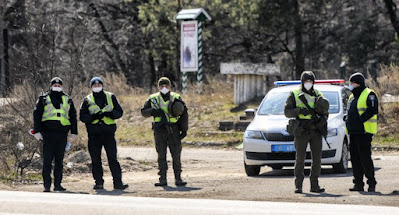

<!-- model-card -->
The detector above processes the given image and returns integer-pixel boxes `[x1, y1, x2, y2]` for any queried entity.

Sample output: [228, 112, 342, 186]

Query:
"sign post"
[175, 8, 211, 94]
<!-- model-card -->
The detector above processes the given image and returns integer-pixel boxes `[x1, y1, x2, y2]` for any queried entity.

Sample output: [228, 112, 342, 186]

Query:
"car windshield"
[257, 90, 340, 115]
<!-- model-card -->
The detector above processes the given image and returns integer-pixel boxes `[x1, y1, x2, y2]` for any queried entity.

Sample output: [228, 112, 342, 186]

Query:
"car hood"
[246, 114, 342, 133]
[247, 115, 289, 133]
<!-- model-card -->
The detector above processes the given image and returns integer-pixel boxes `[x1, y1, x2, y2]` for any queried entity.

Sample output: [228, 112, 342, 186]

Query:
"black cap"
[50, 77, 63, 86]
[300, 71, 315, 83]
[349, 72, 365, 86]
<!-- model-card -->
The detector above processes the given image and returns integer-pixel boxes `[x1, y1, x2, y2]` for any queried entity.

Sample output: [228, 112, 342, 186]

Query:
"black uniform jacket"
[346, 86, 378, 134]
[79, 90, 123, 135]
[141, 92, 189, 132]
[33, 90, 78, 134]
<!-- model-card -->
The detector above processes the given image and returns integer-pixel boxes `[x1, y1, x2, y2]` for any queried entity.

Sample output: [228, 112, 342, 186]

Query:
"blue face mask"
[348, 84, 354, 91]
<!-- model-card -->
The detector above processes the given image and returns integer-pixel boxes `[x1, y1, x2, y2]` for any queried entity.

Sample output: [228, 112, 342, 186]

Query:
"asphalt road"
[1, 190, 399, 215]
[1, 147, 399, 211]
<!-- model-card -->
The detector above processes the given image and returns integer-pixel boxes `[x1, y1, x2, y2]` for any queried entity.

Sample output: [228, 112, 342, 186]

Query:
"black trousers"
[349, 133, 376, 187]
[88, 130, 123, 186]
[154, 124, 182, 180]
[42, 131, 67, 189]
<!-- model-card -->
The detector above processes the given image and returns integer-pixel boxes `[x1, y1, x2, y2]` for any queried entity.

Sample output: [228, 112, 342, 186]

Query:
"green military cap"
[158, 77, 171, 87]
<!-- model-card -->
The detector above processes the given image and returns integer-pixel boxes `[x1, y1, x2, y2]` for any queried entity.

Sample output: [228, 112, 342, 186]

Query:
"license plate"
[271, 144, 295, 152]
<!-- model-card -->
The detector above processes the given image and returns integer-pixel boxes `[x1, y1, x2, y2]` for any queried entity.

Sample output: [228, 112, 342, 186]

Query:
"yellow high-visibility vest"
[348, 88, 378, 134]
[149, 92, 180, 123]
[86, 91, 115, 125]
[41, 95, 71, 126]
[292, 88, 322, 119]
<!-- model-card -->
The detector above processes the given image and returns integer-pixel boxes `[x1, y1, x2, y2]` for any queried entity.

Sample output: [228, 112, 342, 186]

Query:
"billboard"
[180, 21, 198, 72]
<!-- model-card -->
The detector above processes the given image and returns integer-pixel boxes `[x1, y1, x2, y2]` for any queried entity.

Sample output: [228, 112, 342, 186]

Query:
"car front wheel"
[333, 139, 349, 173]
[244, 162, 260, 176]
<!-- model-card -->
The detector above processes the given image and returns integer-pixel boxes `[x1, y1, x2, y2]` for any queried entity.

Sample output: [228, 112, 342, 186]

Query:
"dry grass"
[366, 65, 399, 146]
[113, 75, 250, 147]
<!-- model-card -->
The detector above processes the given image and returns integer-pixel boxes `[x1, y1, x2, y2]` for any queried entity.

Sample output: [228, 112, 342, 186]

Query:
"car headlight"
[327, 128, 338, 137]
[244, 130, 264, 139]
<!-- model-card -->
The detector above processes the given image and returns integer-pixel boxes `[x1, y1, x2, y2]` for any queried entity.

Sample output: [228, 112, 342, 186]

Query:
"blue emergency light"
[274, 79, 345, 86]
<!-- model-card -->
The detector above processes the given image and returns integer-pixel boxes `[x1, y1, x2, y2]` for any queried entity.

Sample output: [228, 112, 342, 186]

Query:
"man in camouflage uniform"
[284, 71, 329, 193]
[141, 77, 189, 187]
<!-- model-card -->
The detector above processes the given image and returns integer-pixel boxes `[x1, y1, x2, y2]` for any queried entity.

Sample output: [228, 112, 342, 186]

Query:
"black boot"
[367, 180, 377, 192]
[114, 183, 129, 190]
[54, 185, 66, 191]
[93, 184, 104, 190]
[310, 187, 325, 193]
[294, 187, 302, 193]
[175, 179, 187, 186]
[43, 187, 51, 192]
[310, 181, 325, 193]
[154, 179, 167, 187]
[349, 185, 364, 192]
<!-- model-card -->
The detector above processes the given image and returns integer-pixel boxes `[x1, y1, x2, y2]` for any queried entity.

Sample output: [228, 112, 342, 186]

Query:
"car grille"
[246, 150, 336, 160]
[263, 132, 294, 141]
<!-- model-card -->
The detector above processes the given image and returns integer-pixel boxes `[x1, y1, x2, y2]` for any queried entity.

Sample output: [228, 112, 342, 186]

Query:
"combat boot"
[367, 180, 377, 192]
[310, 181, 325, 193]
[154, 179, 167, 187]
[294, 187, 302, 193]
[93, 184, 104, 190]
[349, 185, 364, 192]
[175, 179, 187, 186]
[310, 187, 325, 193]
[114, 183, 129, 190]
[54, 185, 66, 191]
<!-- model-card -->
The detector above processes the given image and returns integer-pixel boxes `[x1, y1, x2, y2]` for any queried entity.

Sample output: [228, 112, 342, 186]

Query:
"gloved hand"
[34, 132, 43, 141]
[69, 134, 77, 141]
[179, 131, 187, 139]
[93, 112, 104, 120]
[103, 111, 113, 118]
[151, 108, 163, 117]
[299, 108, 312, 116]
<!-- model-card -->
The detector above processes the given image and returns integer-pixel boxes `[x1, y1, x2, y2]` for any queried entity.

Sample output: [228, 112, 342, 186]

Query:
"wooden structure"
[175, 8, 212, 94]
[220, 63, 280, 104]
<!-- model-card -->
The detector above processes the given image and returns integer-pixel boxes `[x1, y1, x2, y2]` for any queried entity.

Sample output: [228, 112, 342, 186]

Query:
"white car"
[243, 80, 351, 176]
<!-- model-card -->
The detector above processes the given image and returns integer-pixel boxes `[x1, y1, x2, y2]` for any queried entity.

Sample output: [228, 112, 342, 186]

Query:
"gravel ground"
[1, 147, 399, 206]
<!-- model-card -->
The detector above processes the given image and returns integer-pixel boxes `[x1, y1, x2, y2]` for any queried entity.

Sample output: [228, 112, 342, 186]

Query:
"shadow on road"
[95, 189, 135, 195]
[304, 192, 345, 198]
[161, 186, 202, 192]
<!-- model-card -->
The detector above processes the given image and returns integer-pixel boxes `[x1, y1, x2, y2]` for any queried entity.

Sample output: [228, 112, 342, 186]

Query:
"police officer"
[33, 77, 78, 192]
[141, 77, 189, 187]
[79, 77, 128, 190]
[346, 72, 378, 192]
[284, 71, 329, 193]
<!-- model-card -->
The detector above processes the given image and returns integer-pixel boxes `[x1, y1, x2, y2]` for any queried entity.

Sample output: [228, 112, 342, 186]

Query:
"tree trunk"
[383, 0, 399, 36]
[0, 1, 4, 97]
[293, 0, 305, 79]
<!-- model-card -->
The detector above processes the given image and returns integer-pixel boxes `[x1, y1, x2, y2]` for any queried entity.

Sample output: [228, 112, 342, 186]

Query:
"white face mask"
[52, 87, 62, 92]
[304, 83, 313, 91]
[92, 87, 103, 93]
[348, 84, 354, 91]
[160, 87, 170, 95]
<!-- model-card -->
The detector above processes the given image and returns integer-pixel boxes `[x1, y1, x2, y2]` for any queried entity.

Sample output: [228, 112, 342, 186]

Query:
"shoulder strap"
[298, 94, 318, 119]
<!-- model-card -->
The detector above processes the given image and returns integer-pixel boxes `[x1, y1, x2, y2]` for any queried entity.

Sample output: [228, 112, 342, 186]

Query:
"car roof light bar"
[274, 79, 345, 86]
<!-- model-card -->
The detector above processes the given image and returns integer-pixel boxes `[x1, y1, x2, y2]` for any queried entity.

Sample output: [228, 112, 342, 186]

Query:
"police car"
[243, 80, 351, 176]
